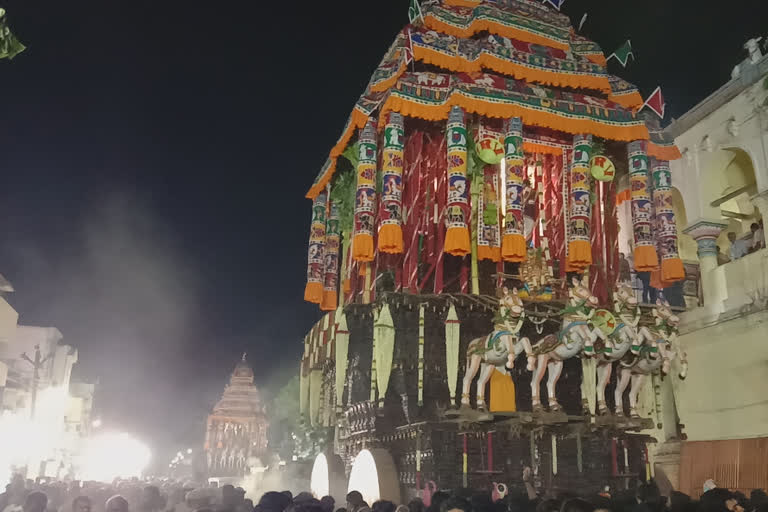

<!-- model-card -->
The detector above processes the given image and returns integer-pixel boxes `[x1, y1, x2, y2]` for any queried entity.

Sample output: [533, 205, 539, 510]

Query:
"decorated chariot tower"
[300, 0, 690, 502]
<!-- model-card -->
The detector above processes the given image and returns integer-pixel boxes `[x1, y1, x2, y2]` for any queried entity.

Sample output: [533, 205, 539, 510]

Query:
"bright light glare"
[347, 450, 380, 506]
[0, 386, 69, 483]
[80, 432, 151, 482]
[92, 419, 102, 428]
[186, 448, 193, 454]
[310, 453, 329, 498]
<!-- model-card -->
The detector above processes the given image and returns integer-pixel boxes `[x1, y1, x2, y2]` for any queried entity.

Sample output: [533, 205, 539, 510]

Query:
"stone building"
[651, 39, 768, 496]
[204, 355, 269, 477]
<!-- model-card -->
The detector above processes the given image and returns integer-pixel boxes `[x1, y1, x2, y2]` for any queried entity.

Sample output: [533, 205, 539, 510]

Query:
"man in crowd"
[750, 222, 764, 252]
[728, 232, 749, 261]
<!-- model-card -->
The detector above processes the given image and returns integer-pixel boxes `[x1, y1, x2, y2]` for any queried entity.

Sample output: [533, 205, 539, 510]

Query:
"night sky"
[1, 0, 766, 463]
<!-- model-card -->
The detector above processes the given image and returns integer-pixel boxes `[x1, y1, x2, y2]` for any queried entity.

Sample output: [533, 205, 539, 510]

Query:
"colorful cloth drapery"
[566, 134, 593, 270]
[627, 140, 659, 271]
[478, 164, 502, 262]
[423, 1, 572, 50]
[321, 200, 341, 310]
[305, 70, 650, 200]
[408, 27, 611, 93]
[378, 112, 405, 253]
[502, 117, 526, 262]
[304, 192, 327, 303]
[651, 159, 685, 282]
[444, 106, 471, 257]
[352, 120, 378, 262]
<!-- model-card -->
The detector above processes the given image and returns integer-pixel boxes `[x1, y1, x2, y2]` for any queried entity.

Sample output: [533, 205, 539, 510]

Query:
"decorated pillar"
[353, 119, 378, 262]
[321, 200, 341, 310]
[478, 164, 501, 261]
[304, 192, 327, 303]
[502, 117, 526, 262]
[628, 141, 659, 271]
[444, 106, 471, 257]
[566, 134, 593, 270]
[683, 219, 728, 307]
[651, 159, 685, 282]
[379, 112, 405, 253]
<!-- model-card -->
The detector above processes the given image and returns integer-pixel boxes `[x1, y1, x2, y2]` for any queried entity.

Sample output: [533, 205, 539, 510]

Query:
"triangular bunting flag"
[606, 40, 634, 67]
[408, 0, 423, 24]
[641, 86, 666, 119]
[578, 13, 588, 32]
[543, 0, 565, 9]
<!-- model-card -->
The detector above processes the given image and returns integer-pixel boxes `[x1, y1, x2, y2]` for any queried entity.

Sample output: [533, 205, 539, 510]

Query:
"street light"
[187, 448, 192, 455]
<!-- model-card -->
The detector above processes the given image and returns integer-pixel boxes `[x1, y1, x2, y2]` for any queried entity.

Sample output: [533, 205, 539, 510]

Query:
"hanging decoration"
[651, 159, 685, 282]
[444, 106, 471, 257]
[0, 10, 26, 60]
[606, 40, 634, 68]
[478, 164, 501, 262]
[590, 155, 616, 182]
[334, 309, 349, 414]
[502, 117, 526, 262]
[418, 304, 425, 406]
[628, 140, 659, 271]
[321, 200, 341, 310]
[304, 192, 327, 303]
[379, 112, 406, 253]
[373, 304, 396, 407]
[474, 123, 505, 165]
[445, 304, 461, 406]
[353, 120, 378, 262]
[566, 134, 593, 270]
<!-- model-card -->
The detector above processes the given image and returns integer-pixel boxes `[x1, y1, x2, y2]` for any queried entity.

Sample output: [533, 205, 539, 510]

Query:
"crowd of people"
[1, 474, 766, 512]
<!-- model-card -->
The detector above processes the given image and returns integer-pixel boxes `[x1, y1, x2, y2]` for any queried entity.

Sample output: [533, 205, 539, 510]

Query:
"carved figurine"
[529, 275, 602, 412]
[590, 282, 641, 415]
[459, 286, 534, 410]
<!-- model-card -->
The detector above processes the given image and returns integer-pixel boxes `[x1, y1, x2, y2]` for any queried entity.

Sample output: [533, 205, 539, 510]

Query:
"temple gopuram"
[204, 356, 269, 478]
[299, 0, 690, 503]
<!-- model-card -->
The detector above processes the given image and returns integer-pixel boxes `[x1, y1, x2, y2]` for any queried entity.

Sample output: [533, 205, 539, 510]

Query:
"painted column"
[682, 219, 728, 308]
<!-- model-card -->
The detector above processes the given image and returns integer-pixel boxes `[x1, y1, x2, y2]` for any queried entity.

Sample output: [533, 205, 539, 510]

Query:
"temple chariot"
[299, 0, 689, 502]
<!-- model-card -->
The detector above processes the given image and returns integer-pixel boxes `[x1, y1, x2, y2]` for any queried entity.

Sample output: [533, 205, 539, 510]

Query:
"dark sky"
[1, 0, 765, 464]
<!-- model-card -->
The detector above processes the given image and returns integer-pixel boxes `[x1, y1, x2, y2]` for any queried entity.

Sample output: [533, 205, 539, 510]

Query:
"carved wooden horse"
[594, 282, 640, 414]
[614, 313, 688, 417]
[460, 287, 534, 410]
[530, 276, 602, 412]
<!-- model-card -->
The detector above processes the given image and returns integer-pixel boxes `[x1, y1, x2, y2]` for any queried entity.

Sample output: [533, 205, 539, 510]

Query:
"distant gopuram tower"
[204, 354, 268, 477]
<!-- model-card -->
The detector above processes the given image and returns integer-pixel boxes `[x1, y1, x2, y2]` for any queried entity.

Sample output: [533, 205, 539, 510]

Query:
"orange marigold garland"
[304, 192, 327, 304]
[501, 117, 526, 262]
[378, 112, 405, 253]
[444, 106, 471, 257]
[352, 120, 378, 262]
[566, 134, 593, 270]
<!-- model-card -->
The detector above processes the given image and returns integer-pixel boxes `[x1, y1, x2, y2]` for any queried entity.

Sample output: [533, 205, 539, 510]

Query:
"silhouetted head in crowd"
[439, 497, 471, 512]
[560, 498, 595, 512]
[288, 498, 323, 512]
[346, 492, 367, 512]
[222, 485, 238, 508]
[258, 491, 291, 512]
[407, 499, 424, 512]
[23, 492, 48, 512]
[106, 496, 130, 512]
[320, 496, 335, 512]
[73, 496, 93, 512]
[372, 501, 396, 512]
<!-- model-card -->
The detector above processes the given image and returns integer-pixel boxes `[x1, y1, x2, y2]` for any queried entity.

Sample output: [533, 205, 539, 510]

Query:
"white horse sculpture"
[593, 282, 639, 414]
[460, 287, 535, 410]
[614, 311, 688, 417]
[530, 276, 602, 412]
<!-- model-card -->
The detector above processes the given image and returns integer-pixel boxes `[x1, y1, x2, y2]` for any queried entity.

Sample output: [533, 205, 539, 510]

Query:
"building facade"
[204, 356, 269, 477]
[653, 40, 768, 496]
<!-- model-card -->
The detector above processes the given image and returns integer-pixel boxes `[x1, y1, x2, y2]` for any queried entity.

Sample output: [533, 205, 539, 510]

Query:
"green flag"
[607, 40, 633, 67]
[408, 0, 423, 24]
[0, 10, 26, 60]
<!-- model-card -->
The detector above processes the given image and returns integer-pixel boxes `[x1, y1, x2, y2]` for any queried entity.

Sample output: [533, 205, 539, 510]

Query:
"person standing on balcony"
[749, 222, 764, 252]
[717, 246, 730, 265]
[728, 232, 749, 260]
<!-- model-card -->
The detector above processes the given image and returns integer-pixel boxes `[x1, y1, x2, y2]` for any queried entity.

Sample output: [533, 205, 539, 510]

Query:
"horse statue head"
[500, 286, 524, 317]
[570, 275, 599, 308]
[614, 282, 638, 309]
